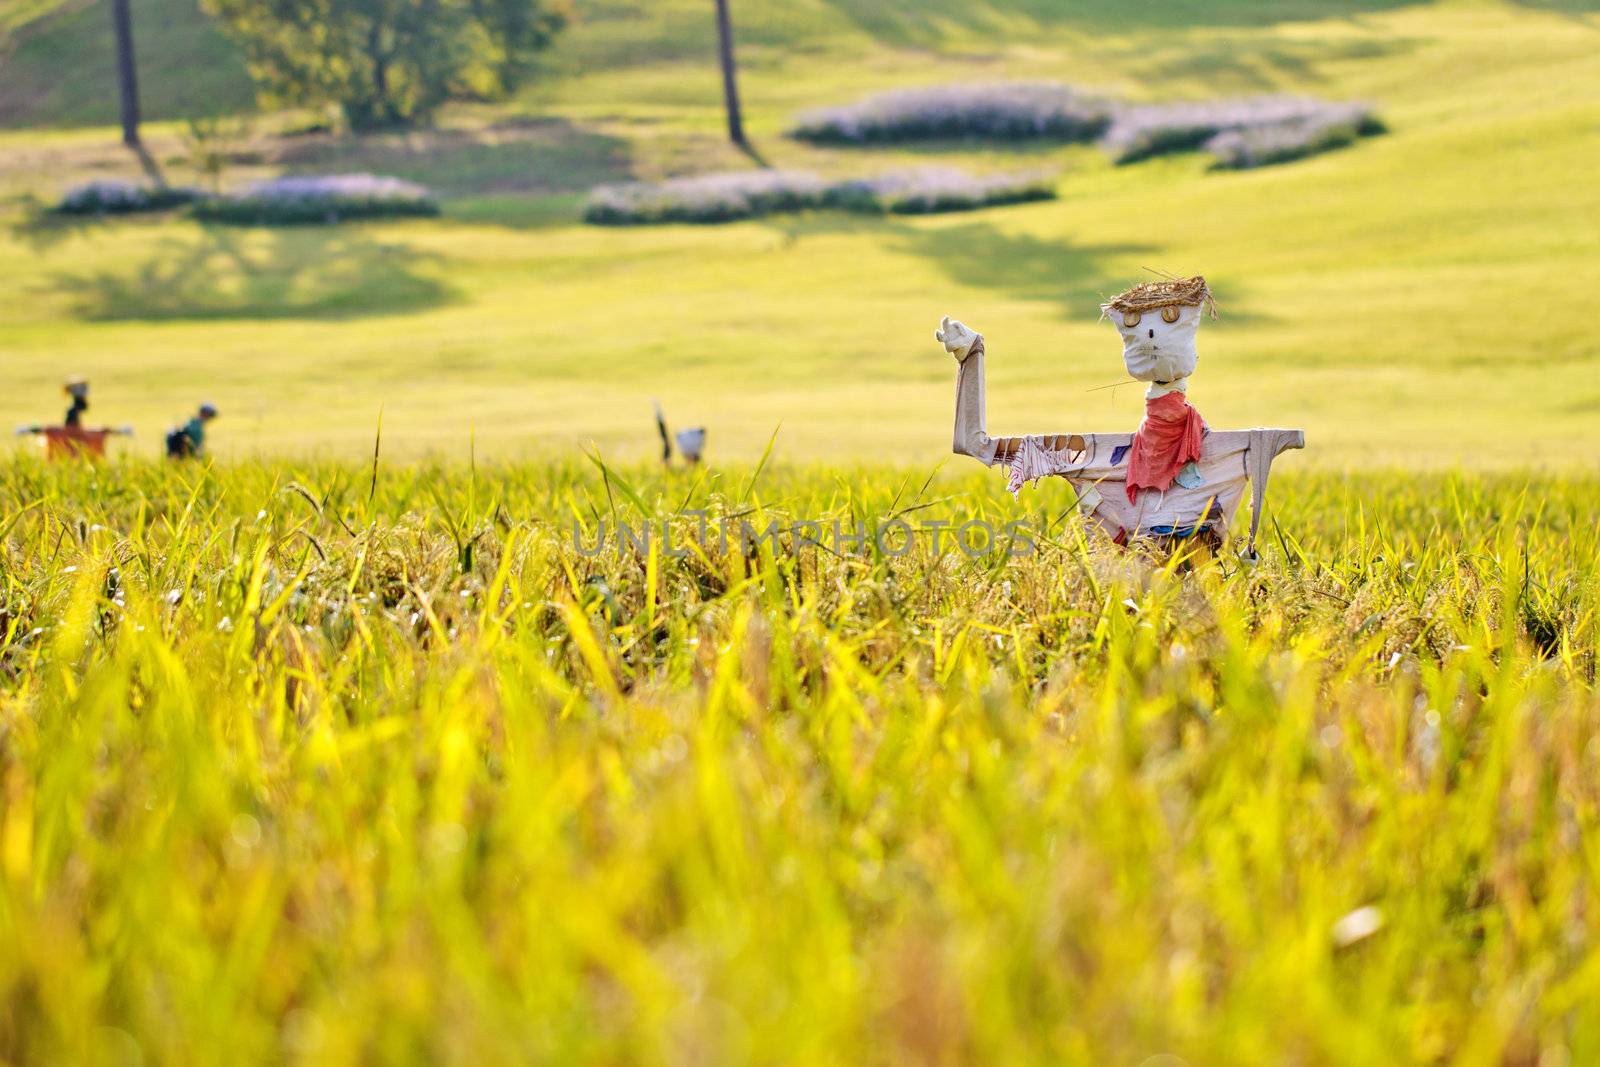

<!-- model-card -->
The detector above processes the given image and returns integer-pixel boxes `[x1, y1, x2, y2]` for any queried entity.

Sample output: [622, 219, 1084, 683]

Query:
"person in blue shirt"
[165, 402, 218, 459]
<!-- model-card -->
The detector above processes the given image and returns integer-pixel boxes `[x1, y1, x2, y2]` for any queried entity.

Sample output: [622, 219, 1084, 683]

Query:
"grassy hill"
[1, 0, 1598, 464]
[0, 0, 251, 127]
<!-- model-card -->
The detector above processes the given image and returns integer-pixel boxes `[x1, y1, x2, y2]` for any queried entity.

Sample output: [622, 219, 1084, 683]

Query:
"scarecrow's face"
[1111, 303, 1201, 384]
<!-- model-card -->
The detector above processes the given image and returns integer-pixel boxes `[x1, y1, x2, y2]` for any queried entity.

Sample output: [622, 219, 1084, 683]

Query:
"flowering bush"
[828, 168, 1056, 215]
[1100, 97, 1381, 165]
[193, 174, 439, 225]
[585, 168, 1056, 225]
[785, 84, 1382, 171]
[585, 171, 831, 225]
[1205, 111, 1381, 169]
[53, 180, 204, 216]
[790, 82, 1111, 144]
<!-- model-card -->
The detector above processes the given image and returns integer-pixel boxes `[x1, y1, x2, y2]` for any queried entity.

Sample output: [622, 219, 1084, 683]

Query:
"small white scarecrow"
[937, 276, 1304, 554]
[653, 400, 707, 465]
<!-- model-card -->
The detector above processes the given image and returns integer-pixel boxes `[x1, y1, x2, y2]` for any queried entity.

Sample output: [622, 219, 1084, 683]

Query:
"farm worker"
[165, 402, 218, 459]
[63, 377, 89, 427]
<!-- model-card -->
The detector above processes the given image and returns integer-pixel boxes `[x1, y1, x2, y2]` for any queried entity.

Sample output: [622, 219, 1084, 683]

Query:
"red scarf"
[1126, 391, 1205, 503]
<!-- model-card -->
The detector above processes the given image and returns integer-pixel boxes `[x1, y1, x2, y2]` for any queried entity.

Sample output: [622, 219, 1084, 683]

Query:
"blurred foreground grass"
[2, 457, 1599, 1064]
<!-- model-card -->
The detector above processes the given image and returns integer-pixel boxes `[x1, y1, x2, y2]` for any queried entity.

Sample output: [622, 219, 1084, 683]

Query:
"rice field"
[3, 2, 1598, 463]
[3, 455, 1598, 1064]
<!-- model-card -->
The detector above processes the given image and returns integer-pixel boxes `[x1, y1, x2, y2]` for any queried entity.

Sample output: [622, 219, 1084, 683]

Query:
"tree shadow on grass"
[763, 207, 1275, 329]
[763, 210, 1151, 319]
[1096, 32, 1420, 94]
[270, 117, 635, 198]
[7, 195, 100, 253]
[886, 217, 1151, 317]
[1508, 0, 1600, 11]
[815, 0, 1424, 47]
[45, 224, 458, 322]
[792, 32, 1417, 113]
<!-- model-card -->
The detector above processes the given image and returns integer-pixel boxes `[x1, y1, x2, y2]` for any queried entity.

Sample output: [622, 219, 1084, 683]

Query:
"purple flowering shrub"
[1100, 97, 1382, 165]
[53, 180, 204, 216]
[585, 171, 831, 225]
[585, 168, 1055, 225]
[787, 83, 1382, 170]
[194, 174, 439, 225]
[789, 82, 1111, 145]
[827, 168, 1056, 215]
[1204, 110, 1380, 169]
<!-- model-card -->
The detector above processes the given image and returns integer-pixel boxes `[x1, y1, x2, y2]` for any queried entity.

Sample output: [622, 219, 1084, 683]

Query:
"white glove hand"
[935, 316, 982, 363]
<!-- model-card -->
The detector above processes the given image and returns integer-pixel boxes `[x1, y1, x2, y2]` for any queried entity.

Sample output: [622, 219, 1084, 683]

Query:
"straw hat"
[1102, 275, 1216, 317]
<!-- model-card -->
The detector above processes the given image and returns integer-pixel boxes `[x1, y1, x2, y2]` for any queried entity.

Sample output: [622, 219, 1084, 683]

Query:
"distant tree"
[182, 112, 255, 192]
[203, 0, 569, 131]
[712, 0, 745, 147]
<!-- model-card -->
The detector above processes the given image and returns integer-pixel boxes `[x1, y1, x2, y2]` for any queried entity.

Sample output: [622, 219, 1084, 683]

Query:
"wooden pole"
[110, 0, 142, 147]
[712, 0, 746, 147]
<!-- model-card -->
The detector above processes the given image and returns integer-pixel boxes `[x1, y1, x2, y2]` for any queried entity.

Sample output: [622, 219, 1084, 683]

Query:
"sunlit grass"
[2, 457, 1598, 1063]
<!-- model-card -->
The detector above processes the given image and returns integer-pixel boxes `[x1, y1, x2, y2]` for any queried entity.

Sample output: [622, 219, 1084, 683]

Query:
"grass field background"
[2, 0, 1598, 464]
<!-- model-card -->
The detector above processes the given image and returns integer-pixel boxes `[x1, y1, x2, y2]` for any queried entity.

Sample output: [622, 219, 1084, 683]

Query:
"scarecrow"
[14, 377, 132, 460]
[653, 401, 707, 466]
[63, 376, 90, 427]
[937, 276, 1304, 555]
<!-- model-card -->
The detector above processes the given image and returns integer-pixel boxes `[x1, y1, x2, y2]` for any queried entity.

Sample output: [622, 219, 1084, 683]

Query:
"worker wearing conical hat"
[165, 402, 218, 460]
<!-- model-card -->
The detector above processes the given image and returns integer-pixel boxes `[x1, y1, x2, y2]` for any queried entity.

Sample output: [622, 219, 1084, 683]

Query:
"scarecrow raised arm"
[937, 317, 1083, 466]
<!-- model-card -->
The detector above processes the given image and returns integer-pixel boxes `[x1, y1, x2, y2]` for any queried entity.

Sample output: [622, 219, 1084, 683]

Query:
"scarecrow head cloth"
[1102, 276, 1215, 389]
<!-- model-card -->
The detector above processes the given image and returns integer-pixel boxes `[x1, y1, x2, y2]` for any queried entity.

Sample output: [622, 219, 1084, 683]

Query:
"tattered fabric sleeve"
[952, 341, 1083, 467]
[952, 348, 1000, 466]
[1241, 428, 1307, 552]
